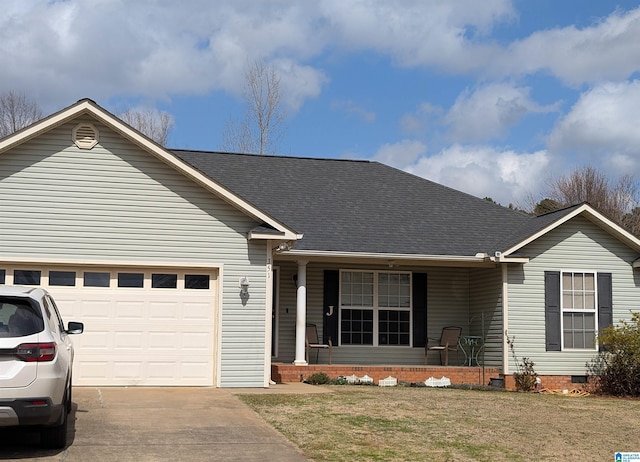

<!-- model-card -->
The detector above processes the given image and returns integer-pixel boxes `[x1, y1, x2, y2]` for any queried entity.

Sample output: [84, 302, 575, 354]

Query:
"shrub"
[588, 312, 640, 397]
[507, 335, 538, 392]
[305, 372, 331, 385]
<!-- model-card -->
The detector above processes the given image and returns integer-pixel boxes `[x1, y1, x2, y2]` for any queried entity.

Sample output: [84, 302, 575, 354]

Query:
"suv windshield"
[0, 297, 44, 337]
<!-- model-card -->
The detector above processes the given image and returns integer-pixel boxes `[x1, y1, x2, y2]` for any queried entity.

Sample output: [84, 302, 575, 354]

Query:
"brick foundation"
[272, 364, 589, 391]
[272, 363, 500, 386]
[502, 374, 589, 391]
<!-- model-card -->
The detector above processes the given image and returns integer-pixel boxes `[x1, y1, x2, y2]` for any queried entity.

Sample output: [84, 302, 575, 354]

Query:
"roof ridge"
[170, 149, 372, 164]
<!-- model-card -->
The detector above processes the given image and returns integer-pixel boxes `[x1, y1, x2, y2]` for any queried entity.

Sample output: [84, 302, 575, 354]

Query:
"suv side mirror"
[66, 322, 84, 335]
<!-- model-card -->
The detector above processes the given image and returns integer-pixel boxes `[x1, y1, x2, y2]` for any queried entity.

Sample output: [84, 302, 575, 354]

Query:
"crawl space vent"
[72, 123, 99, 149]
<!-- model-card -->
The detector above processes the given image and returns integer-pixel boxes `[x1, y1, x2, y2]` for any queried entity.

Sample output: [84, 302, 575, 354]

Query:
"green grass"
[239, 386, 640, 461]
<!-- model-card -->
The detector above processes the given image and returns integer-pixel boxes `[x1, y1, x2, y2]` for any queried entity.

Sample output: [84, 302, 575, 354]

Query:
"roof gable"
[500, 202, 640, 256]
[0, 99, 300, 241]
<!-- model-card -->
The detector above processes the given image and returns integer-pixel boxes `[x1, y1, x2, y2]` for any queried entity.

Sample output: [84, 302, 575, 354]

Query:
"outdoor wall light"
[239, 276, 250, 295]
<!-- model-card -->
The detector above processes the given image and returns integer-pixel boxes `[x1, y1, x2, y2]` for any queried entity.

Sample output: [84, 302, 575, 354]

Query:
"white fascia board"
[501, 203, 640, 257]
[0, 99, 300, 241]
[281, 249, 491, 263]
[0, 256, 223, 269]
[248, 231, 304, 240]
[498, 257, 529, 263]
[0, 102, 93, 153]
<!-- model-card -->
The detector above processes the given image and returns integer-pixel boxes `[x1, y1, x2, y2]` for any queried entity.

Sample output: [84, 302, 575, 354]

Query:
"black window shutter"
[323, 270, 340, 345]
[412, 273, 428, 347]
[544, 271, 561, 351]
[597, 272, 613, 351]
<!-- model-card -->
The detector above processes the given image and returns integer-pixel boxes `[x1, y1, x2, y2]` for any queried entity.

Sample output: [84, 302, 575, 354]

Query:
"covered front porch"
[271, 258, 507, 378]
[272, 363, 501, 387]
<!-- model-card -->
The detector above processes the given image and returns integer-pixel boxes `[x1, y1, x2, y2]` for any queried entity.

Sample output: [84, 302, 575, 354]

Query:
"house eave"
[248, 230, 303, 240]
[275, 250, 505, 267]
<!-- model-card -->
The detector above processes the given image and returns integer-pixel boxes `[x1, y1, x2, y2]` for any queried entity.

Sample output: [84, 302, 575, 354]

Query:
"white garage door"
[1, 266, 218, 386]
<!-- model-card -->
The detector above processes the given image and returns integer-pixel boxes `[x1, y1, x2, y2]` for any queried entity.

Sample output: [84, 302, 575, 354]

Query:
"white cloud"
[497, 7, 640, 84]
[548, 80, 640, 174]
[404, 145, 550, 205]
[318, 0, 513, 72]
[3, 1, 640, 115]
[373, 140, 428, 169]
[0, 1, 330, 111]
[0, 0, 520, 111]
[444, 83, 558, 142]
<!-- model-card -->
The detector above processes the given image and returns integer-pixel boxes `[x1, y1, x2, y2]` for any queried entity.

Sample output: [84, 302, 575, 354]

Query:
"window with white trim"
[340, 270, 411, 346]
[562, 271, 597, 349]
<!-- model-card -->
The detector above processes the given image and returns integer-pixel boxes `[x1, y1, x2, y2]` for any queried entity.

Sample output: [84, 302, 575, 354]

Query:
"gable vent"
[72, 123, 99, 150]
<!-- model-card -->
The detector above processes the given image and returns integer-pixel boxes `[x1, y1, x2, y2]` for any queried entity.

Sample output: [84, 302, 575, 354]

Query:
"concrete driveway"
[0, 385, 323, 461]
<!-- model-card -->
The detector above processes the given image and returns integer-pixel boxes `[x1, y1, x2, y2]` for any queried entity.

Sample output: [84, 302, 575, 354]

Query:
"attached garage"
[1, 265, 219, 386]
[0, 99, 301, 388]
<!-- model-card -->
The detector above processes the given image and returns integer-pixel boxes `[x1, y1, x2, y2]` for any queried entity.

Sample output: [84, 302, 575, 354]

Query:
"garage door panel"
[183, 302, 214, 320]
[147, 361, 179, 380]
[181, 331, 212, 351]
[114, 331, 146, 350]
[116, 301, 146, 319]
[79, 300, 113, 320]
[149, 302, 182, 320]
[148, 331, 180, 349]
[76, 330, 112, 350]
[74, 355, 213, 386]
[76, 361, 112, 383]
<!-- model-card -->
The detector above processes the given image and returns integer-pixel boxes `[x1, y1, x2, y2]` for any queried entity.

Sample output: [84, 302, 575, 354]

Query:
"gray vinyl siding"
[0, 117, 268, 387]
[274, 262, 472, 366]
[507, 216, 640, 375]
[469, 267, 503, 368]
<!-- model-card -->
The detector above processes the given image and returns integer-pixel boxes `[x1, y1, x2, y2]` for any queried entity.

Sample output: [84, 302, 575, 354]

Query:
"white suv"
[0, 286, 83, 449]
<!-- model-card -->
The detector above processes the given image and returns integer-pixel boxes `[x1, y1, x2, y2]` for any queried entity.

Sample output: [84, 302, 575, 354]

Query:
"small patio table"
[459, 335, 483, 366]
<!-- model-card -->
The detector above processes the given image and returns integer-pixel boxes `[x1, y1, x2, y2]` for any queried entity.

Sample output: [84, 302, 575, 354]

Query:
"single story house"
[1, 99, 638, 388]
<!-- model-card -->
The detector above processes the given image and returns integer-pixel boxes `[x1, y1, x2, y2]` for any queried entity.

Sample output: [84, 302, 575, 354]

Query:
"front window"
[340, 271, 411, 346]
[562, 272, 597, 349]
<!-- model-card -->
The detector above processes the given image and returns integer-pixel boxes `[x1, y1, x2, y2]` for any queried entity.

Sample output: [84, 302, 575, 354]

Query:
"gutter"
[279, 249, 512, 264]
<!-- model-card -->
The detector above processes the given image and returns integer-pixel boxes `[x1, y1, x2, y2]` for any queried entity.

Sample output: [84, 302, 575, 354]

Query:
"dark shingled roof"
[172, 150, 537, 256]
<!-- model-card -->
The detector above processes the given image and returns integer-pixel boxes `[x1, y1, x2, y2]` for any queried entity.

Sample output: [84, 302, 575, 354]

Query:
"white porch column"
[293, 260, 309, 365]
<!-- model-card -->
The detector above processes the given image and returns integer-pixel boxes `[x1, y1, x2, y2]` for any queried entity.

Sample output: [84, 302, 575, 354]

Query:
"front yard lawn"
[239, 386, 640, 461]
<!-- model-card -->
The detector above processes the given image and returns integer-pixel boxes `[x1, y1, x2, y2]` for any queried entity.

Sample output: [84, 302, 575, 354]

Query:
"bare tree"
[118, 107, 174, 146]
[535, 166, 640, 236]
[0, 90, 43, 138]
[222, 58, 286, 154]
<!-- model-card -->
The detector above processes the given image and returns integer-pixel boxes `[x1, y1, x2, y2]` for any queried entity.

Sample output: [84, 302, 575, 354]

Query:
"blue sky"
[3, 1, 640, 207]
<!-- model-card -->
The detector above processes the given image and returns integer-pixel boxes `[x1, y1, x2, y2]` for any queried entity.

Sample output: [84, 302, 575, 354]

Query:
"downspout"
[264, 242, 274, 387]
